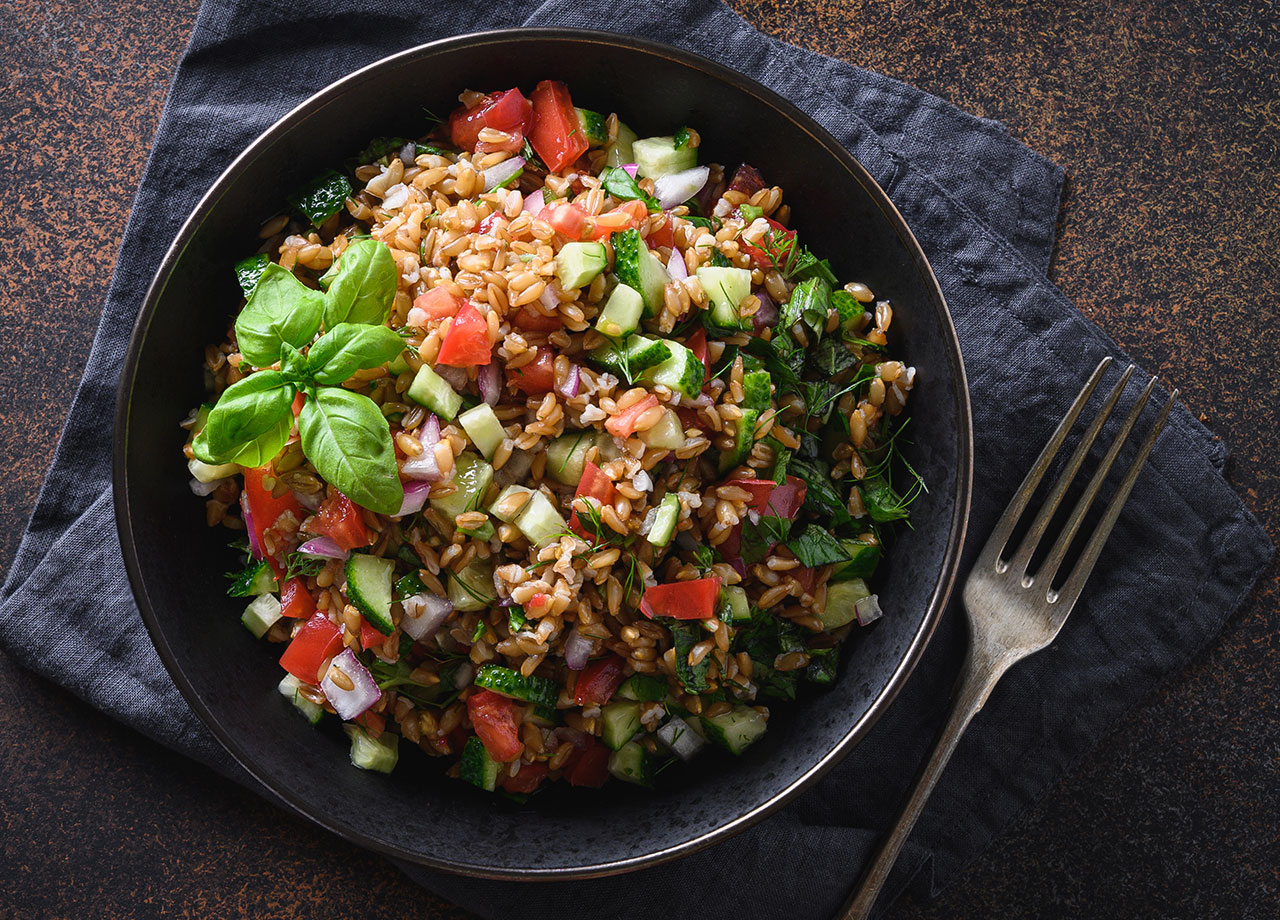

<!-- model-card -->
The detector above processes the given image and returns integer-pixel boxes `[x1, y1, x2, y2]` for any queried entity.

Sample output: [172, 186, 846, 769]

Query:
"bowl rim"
[114, 26, 973, 880]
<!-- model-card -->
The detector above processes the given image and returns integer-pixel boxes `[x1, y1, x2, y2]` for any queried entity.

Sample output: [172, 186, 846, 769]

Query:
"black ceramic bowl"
[115, 29, 971, 879]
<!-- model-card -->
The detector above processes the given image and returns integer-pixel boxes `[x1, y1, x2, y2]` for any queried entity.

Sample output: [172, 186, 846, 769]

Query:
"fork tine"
[976, 356, 1113, 571]
[1050, 387, 1177, 609]
[1006, 363, 1134, 578]
[1035, 375, 1157, 590]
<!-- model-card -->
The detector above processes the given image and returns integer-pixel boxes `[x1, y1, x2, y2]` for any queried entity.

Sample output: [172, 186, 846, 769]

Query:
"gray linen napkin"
[1, 1, 1270, 918]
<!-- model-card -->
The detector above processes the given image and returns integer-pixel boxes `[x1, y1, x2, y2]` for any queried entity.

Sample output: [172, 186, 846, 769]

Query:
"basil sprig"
[195, 241, 407, 514]
[600, 166, 660, 212]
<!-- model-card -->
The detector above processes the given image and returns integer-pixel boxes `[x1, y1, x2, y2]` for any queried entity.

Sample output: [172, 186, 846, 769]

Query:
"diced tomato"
[742, 216, 796, 271]
[279, 612, 343, 683]
[359, 618, 386, 651]
[723, 475, 805, 519]
[355, 709, 386, 738]
[605, 393, 660, 439]
[568, 461, 617, 537]
[720, 524, 742, 563]
[589, 199, 648, 241]
[726, 478, 777, 510]
[241, 465, 304, 577]
[640, 576, 722, 620]
[312, 491, 369, 552]
[573, 655, 626, 707]
[563, 740, 611, 788]
[793, 566, 819, 598]
[500, 760, 549, 794]
[511, 305, 563, 332]
[467, 690, 524, 763]
[677, 406, 704, 432]
[449, 88, 532, 154]
[727, 163, 766, 196]
[291, 392, 305, 418]
[411, 286, 462, 324]
[506, 345, 556, 395]
[279, 577, 315, 619]
[436, 301, 493, 367]
[543, 202, 588, 240]
[686, 328, 711, 379]
[646, 212, 676, 250]
[529, 80, 589, 173]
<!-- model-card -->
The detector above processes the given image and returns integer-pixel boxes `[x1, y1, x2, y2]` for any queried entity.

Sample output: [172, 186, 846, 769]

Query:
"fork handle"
[837, 644, 1014, 920]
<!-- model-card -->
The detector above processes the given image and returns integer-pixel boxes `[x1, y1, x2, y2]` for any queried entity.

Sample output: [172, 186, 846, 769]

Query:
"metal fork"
[838, 356, 1178, 920]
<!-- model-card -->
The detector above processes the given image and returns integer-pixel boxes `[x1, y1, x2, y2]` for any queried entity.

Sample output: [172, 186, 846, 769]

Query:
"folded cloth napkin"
[1, 0, 1270, 917]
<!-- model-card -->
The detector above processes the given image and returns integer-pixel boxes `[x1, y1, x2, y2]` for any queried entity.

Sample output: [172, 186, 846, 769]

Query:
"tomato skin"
[279, 577, 315, 619]
[511, 306, 563, 332]
[410, 286, 462, 324]
[646, 212, 676, 250]
[640, 576, 723, 620]
[500, 760, 549, 794]
[291, 391, 305, 418]
[529, 80, 588, 173]
[467, 690, 524, 762]
[355, 709, 386, 737]
[727, 163, 766, 196]
[241, 466, 304, 577]
[725, 475, 806, 519]
[573, 655, 626, 707]
[313, 491, 369, 552]
[543, 202, 588, 240]
[506, 345, 556, 395]
[686, 328, 711, 378]
[449, 88, 531, 153]
[359, 618, 386, 651]
[793, 566, 819, 598]
[568, 461, 617, 537]
[564, 740, 611, 788]
[605, 393, 660, 438]
[279, 612, 343, 683]
[436, 301, 493, 367]
[589, 199, 648, 241]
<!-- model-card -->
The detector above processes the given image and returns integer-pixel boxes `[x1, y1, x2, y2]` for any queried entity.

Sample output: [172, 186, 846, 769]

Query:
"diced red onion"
[621, 163, 638, 178]
[401, 592, 453, 640]
[551, 726, 591, 751]
[522, 189, 546, 216]
[420, 414, 441, 447]
[240, 493, 262, 559]
[728, 557, 746, 577]
[293, 488, 323, 512]
[483, 156, 525, 192]
[556, 363, 581, 399]
[653, 166, 710, 210]
[188, 476, 229, 497]
[320, 648, 381, 720]
[298, 536, 349, 561]
[666, 247, 689, 281]
[498, 595, 517, 607]
[855, 594, 884, 626]
[453, 662, 474, 689]
[564, 627, 593, 670]
[538, 283, 561, 315]
[752, 289, 779, 331]
[397, 480, 433, 516]
[434, 363, 468, 391]
[478, 361, 502, 406]
[400, 448, 441, 482]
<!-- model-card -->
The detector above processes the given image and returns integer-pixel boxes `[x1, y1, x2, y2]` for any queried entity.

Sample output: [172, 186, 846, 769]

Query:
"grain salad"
[183, 80, 919, 793]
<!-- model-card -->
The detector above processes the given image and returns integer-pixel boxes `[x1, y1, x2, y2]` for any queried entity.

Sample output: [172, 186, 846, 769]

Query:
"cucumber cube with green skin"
[656, 714, 705, 761]
[474, 664, 559, 708]
[429, 452, 493, 524]
[832, 540, 882, 581]
[645, 492, 681, 547]
[719, 585, 751, 623]
[387, 351, 412, 375]
[575, 107, 609, 146]
[546, 431, 597, 486]
[513, 490, 568, 548]
[640, 340, 704, 400]
[489, 484, 535, 524]
[700, 705, 768, 755]
[346, 553, 396, 635]
[718, 407, 759, 473]
[278, 674, 325, 724]
[616, 674, 669, 702]
[601, 700, 644, 750]
[613, 230, 668, 317]
[595, 283, 646, 341]
[227, 559, 276, 597]
[820, 578, 871, 629]
[632, 135, 698, 179]
[555, 241, 608, 290]
[407, 363, 463, 420]
[604, 121, 638, 168]
[241, 593, 282, 639]
[639, 408, 686, 450]
[696, 266, 753, 331]
[449, 559, 496, 612]
[608, 741, 653, 786]
[459, 735, 501, 791]
[458, 402, 506, 460]
[345, 724, 399, 773]
[590, 334, 672, 378]
[741, 370, 772, 411]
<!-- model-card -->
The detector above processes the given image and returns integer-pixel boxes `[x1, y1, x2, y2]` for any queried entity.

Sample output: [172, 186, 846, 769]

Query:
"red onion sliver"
[855, 594, 884, 626]
[420, 414, 441, 447]
[523, 189, 546, 216]
[752, 288, 779, 331]
[397, 480, 433, 516]
[556, 363, 581, 399]
[293, 488, 323, 512]
[453, 662, 475, 689]
[400, 448, 440, 482]
[401, 592, 453, 641]
[538, 283, 561, 315]
[653, 166, 710, 210]
[434, 363, 468, 391]
[666, 247, 689, 281]
[298, 536, 350, 561]
[563, 627, 593, 670]
[478, 361, 502, 406]
[482, 156, 525, 192]
[240, 493, 262, 558]
[621, 163, 638, 178]
[320, 649, 381, 720]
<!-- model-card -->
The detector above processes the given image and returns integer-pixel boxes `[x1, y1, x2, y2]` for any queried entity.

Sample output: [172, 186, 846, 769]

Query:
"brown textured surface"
[0, 0, 1276, 917]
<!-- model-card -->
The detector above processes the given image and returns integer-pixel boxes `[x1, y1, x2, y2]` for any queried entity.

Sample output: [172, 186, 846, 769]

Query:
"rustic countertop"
[1, 1, 1276, 917]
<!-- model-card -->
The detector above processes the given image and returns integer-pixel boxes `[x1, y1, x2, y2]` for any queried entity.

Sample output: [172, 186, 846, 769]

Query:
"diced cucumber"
[613, 229, 668, 317]
[460, 519, 495, 541]
[605, 121, 638, 168]
[474, 664, 558, 708]
[719, 585, 751, 623]
[717, 408, 759, 473]
[489, 484, 535, 524]
[346, 553, 396, 635]
[241, 593, 282, 639]
[601, 701, 643, 751]
[590, 334, 672, 378]
[460, 735, 502, 791]
[696, 266, 753, 331]
[429, 452, 493, 523]
[700, 705, 768, 755]
[607, 740, 653, 786]
[639, 408, 686, 450]
[641, 340, 705, 400]
[407, 363, 463, 420]
[575, 107, 609, 146]
[278, 673, 324, 724]
[656, 714, 705, 761]
[820, 578, 871, 629]
[227, 558, 276, 597]
[513, 490, 567, 548]
[189, 456, 239, 484]
[546, 431, 597, 486]
[458, 403, 506, 461]
[616, 674, 668, 702]
[555, 241, 608, 290]
[387, 351, 412, 376]
[741, 370, 772, 411]
[448, 558, 496, 612]
[595, 283, 645, 341]
[645, 492, 680, 547]
[632, 135, 698, 179]
[832, 539, 882, 581]
[344, 724, 399, 773]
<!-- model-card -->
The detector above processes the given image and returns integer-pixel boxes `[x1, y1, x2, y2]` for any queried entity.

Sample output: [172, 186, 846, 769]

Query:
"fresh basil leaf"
[192, 371, 294, 463]
[234, 263, 324, 367]
[740, 515, 791, 565]
[808, 336, 861, 378]
[601, 167, 659, 210]
[786, 524, 851, 568]
[789, 457, 851, 528]
[791, 251, 839, 286]
[227, 414, 293, 468]
[308, 323, 406, 385]
[670, 622, 710, 693]
[685, 215, 719, 230]
[234, 254, 270, 298]
[298, 387, 402, 514]
[831, 289, 862, 329]
[280, 342, 311, 386]
[707, 248, 732, 268]
[787, 277, 831, 336]
[508, 606, 527, 632]
[861, 476, 912, 523]
[768, 438, 792, 485]
[731, 608, 804, 700]
[321, 238, 398, 328]
[742, 336, 802, 393]
[805, 648, 839, 685]
[289, 170, 353, 227]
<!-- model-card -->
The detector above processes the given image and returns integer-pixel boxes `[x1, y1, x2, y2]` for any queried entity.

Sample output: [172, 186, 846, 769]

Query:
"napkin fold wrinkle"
[0, 1, 1270, 919]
